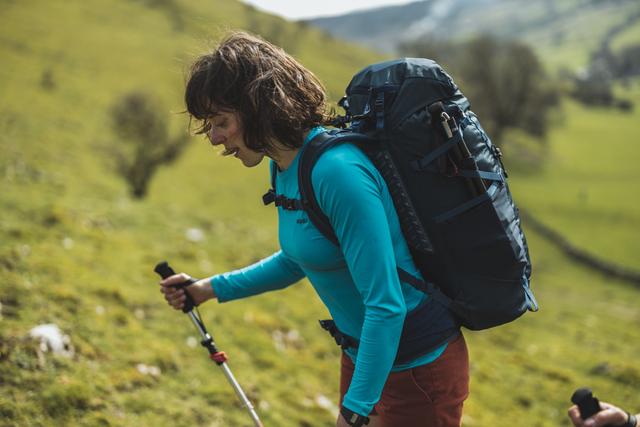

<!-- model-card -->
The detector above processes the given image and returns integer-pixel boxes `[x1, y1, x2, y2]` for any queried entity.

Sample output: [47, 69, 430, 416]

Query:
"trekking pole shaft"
[154, 262, 264, 427]
[187, 312, 264, 427]
[219, 362, 264, 427]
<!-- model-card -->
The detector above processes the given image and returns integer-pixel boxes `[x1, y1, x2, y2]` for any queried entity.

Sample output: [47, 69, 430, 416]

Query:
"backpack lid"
[345, 58, 470, 130]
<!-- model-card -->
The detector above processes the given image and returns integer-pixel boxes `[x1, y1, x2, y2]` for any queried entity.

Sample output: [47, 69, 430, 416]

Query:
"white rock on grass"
[136, 363, 161, 378]
[271, 329, 302, 352]
[259, 400, 270, 411]
[185, 228, 205, 242]
[62, 237, 74, 249]
[18, 244, 31, 258]
[186, 336, 198, 348]
[134, 308, 145, 320]
[29, 323, 74, 358]
[315, 394, 339, 418]
[272, 330, 287, 352]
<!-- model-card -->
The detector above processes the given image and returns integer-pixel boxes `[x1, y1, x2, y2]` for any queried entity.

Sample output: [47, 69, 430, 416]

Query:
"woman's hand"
[568, 402, 630, 427]
[159, 273, 215, 310]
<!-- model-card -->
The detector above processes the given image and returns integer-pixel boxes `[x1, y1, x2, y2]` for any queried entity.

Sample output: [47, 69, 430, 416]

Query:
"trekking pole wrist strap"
[340, 406, 370, 426]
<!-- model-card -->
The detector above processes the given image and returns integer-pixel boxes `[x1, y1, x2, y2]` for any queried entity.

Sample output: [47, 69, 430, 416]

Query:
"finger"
[160, 273, 190, 287]
[164, 291, 181, 302]
[160, 273, 191, 287]
[568, 406, 584, 426]
[164, 288, 184, 301]
[160, 288, 182, 301]
[172, 295, 186, 309]
[167, 292, 185, 304]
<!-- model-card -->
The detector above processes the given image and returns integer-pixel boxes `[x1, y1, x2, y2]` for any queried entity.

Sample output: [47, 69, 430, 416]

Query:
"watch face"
[341, 407, 369, 426]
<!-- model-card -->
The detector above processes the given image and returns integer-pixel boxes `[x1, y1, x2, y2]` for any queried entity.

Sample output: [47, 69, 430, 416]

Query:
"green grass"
[1, 1, 639, 426]
[610, 17, 640, 53]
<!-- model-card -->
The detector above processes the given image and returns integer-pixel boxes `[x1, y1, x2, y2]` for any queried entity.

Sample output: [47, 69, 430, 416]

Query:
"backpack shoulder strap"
[262, 160, 279, 206]
[300, 130, 450, 307]
[269, 160, 277, 190]
[298, 130, 374, 247]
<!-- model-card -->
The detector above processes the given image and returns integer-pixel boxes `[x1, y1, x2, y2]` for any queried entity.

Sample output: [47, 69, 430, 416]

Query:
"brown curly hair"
[185, 31, 331, 155]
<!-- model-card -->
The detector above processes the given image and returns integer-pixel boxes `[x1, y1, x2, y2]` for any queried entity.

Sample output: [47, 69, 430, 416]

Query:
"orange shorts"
[339, 334, 469, 427]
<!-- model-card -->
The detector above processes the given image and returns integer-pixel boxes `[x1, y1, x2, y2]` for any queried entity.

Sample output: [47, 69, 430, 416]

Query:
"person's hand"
[159, 273, 214, 310]
[568, 401, 630, 427]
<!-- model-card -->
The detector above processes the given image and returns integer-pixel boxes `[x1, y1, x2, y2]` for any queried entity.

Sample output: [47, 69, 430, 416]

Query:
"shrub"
[108, 92, 189, 199]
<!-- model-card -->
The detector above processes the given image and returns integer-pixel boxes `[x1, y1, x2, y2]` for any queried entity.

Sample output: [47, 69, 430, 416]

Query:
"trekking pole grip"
[154, 261, 196, 313]
[571, 387, 602, 420]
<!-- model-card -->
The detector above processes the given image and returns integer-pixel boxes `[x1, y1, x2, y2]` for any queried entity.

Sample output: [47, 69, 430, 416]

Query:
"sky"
[241, 0, 417, 20]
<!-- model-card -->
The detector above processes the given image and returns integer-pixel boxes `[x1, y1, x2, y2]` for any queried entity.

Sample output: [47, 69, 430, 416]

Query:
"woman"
[160, 32, 469, 427]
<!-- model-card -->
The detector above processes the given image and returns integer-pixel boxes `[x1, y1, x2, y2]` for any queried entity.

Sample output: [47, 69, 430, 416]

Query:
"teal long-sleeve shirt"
[211, 127, 447, 416]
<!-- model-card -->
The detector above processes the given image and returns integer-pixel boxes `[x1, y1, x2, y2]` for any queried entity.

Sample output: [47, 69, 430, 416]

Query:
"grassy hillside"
[1, 1, 639, 427]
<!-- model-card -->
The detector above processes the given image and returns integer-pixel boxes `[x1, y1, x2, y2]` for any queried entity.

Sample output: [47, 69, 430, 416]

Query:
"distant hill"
[307, 0, 640, 70]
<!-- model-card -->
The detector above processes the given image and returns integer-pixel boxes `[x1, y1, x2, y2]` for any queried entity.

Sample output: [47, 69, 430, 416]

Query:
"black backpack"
[264, 58, 538, 331]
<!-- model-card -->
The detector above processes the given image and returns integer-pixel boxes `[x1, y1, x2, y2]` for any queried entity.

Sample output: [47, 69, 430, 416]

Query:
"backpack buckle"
[440, 112, 458, 139]
[262, 189, 276, 205]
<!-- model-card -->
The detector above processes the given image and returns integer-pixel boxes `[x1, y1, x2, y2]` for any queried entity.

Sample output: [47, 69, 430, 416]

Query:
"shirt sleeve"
[312, 146, 407, 416]
[211, 250, 306, 302]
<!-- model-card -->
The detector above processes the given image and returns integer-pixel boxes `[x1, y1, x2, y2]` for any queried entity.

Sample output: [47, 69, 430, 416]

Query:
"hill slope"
[1, 1, 639, 426]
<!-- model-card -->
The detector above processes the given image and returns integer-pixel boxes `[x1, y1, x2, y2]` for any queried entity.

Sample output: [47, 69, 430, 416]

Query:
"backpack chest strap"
[262, 189, 304, 211]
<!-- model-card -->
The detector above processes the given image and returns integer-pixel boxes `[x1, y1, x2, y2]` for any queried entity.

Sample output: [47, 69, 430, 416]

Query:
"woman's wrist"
[191, 278, 216, 304]
[206, 276, 218, 300]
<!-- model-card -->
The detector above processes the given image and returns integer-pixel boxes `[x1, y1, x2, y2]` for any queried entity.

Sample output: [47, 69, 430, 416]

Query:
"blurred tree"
[40, 68, 55, 91]
[458, 36, 559, 145]
[400, 35, 559, 147]
[109, 92, 189, 199]
[616, 44, 640, 79]
[567, 43, 637, 111]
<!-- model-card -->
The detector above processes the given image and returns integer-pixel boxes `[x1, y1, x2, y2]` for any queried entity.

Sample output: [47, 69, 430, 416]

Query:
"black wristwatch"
[620, 412, 637, 427]
[340, 406, 370, 427]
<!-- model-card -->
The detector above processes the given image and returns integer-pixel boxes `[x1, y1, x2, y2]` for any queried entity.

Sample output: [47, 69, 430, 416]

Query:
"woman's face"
[205, 110, 265, 167]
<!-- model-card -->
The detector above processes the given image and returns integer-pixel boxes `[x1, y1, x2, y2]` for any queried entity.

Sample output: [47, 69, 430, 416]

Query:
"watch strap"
[340, 406, 370, 427]
[620, 412, 637, 427]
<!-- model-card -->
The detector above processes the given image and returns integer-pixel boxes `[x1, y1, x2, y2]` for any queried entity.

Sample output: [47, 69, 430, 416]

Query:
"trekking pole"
[154, 261, 264, 427]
